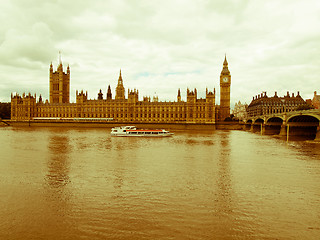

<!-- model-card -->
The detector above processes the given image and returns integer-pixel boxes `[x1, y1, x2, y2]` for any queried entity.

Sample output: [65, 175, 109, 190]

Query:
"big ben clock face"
[222, 77, 228, 83]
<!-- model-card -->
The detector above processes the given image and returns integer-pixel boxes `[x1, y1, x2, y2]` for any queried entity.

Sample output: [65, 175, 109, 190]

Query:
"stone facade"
[247, 91, 306, 118]
[232, 101, 248, 121]
[11, 57, 233, 124]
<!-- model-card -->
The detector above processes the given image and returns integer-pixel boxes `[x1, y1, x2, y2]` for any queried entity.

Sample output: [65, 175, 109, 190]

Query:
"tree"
[0, 102, 11, 119]
[224, 114, 237, 122]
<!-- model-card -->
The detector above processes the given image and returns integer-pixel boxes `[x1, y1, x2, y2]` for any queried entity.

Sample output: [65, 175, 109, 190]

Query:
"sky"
[0, 0, 319, 107]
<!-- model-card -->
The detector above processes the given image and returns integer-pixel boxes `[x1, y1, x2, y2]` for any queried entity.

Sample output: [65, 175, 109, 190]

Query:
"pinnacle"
[223, 54, 228, 65]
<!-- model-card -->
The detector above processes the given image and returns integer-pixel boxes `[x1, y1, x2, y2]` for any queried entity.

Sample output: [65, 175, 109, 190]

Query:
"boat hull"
[111, 133, 173, 137]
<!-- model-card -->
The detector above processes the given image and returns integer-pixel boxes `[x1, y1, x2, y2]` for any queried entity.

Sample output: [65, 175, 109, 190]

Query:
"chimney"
[274, 91, 277, 97]
[287, 91, 289, 97]
[292, 93, 294, 97]
[315, 91, 317, 96]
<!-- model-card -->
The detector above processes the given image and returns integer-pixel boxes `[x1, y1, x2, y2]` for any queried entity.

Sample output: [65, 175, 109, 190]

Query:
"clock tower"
[219, 55, 231, 121]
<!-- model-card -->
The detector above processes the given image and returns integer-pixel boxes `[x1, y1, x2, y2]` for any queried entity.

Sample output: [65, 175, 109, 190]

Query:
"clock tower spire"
[219, 55, 231, 121]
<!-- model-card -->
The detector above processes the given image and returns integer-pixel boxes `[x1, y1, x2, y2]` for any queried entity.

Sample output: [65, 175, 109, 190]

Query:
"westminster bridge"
[244, 109, 320, 141]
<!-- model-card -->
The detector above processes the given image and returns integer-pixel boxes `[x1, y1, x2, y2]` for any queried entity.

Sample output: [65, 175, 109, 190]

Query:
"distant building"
[312, 91, 320, 109]
[232, 101, 248, 121]
[247, 91, 306, 118]
[306, 99, 312, 106]
[11, 56, 232, 123]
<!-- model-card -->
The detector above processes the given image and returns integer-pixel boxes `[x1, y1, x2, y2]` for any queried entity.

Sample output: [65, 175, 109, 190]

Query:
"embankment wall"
[4, 120, 243, 131]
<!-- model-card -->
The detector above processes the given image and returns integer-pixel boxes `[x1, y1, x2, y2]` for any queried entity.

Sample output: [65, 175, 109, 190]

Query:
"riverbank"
[4, 120, 243, 130]
[0, 120, 10, 127]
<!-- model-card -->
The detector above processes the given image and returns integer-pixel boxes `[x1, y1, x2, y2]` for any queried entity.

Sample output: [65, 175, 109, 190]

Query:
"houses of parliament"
[11, 55, 231, 124]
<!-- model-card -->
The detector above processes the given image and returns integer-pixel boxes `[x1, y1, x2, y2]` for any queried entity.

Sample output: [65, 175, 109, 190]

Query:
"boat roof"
[127, 129, 165, 132]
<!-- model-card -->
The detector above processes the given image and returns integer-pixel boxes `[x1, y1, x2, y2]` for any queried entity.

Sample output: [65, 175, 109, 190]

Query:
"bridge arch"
[266, 116, 284, 123]
[263, 116, 283, 135]
[287, 114, 319, 140]
[254, 118, 264, 124]
[244, 119, 252, 131]
[250, 118, 264, 133]
[287, 114, 320, 124]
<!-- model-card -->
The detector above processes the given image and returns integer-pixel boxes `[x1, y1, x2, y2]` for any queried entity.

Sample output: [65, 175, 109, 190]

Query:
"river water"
[0, 126, 319, 240]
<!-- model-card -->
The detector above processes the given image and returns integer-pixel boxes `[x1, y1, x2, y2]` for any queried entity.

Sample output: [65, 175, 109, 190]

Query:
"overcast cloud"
[0, 0, 319, 107]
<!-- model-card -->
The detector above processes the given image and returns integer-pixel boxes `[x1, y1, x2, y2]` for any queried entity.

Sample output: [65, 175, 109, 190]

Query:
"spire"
[221, 54, 230, 75]
[118, 69, 123, 85]
[223, 54, 228, 66]
[107, 84, 112, 100]
[59, 51, 62, 65]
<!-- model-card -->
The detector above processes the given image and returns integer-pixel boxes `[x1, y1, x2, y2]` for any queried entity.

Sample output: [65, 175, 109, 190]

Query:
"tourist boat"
[111, 126, 173, 137]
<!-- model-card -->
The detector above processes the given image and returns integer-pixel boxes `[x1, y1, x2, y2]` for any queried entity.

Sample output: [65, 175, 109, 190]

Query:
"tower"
[177, 88, 181, 102]
[115, 69, 125, 100]
[219, 55, 231, 121]
[107, 85, 112, 100]
[98, 89, 103, 100]
[49, 52, 70, 103]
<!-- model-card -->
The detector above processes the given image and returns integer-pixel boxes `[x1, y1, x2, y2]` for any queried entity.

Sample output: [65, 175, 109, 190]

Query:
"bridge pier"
[251, 124, 261, 133]
[315, 126, 320, 141]
[279, 123, 287, 137]
[264, 125, 281, 135]
[261, 124, 265, 135]
[244, 124, 251, 131]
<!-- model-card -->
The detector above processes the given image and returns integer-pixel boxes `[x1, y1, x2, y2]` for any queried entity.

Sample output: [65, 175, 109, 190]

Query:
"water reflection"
[217, 131, 232, 203]
[46, 130, 71, 188]
[214, 132, 238, 236]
